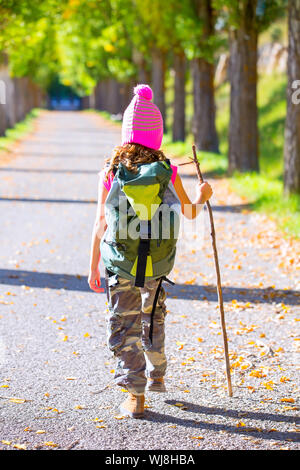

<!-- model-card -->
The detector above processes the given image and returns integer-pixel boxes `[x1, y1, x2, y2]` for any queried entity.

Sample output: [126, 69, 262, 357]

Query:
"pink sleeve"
[99, 168, 114, 192]
[170, 164, 178, 185]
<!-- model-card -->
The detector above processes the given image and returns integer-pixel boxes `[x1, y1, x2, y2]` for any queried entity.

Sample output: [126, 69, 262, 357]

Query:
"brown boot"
[119, 393, 145, 418]
[146, 377, 167, 392]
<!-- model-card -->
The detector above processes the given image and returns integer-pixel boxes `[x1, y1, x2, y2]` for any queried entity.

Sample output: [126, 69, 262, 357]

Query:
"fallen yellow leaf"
[280, 376, 290, 383]
[184, 278, 196, 285]
[13, 443, 27, 450]
[249, 370, 265, 378]
[9, 398, 26, 404]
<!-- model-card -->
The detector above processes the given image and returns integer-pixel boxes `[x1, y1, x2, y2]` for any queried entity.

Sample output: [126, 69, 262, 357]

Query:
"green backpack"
[101, 160, 181, 288]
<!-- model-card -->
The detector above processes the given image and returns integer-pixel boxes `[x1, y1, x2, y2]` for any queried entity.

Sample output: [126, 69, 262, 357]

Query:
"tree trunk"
[89, 87, 96, 109]
[284, 0, 300, 194]
[172, 52, 186, 142]
[228, 1, 259, 173]
[192, 0, 219, 153]
[151, 49, 166, 129]
[192, 57, 219, 152]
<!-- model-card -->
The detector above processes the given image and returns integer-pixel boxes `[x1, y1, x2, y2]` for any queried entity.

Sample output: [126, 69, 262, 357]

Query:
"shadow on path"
[0, 269, 298, 304]
[145, 400, 299, 443]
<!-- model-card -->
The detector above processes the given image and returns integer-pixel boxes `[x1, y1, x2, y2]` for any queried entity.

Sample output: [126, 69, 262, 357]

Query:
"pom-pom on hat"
[122, 84, 163, 150]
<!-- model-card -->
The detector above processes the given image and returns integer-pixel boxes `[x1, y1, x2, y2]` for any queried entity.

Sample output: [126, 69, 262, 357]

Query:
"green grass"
[0, 108, 40, 153]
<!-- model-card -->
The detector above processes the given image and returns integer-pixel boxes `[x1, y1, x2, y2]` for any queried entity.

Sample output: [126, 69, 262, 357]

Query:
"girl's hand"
[88, 268, 104, 293]
[197, 181, 213, 204]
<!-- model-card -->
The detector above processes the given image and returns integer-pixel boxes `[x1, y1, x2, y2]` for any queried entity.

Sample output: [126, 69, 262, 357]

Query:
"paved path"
[0, 111, 299, 450]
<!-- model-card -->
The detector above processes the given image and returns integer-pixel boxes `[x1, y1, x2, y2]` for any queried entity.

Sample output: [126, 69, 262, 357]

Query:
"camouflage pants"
[105, 270, 167, 396]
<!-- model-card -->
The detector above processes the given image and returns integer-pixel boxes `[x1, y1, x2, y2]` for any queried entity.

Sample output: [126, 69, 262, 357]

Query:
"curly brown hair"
[104, 143, 168, 179]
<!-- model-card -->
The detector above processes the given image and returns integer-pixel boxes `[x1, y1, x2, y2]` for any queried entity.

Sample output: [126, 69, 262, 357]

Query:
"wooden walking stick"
[192, 145, 233, 397]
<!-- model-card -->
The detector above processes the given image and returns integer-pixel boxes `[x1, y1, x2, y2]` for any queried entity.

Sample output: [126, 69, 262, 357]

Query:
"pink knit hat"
[122, 84, 163, 150]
